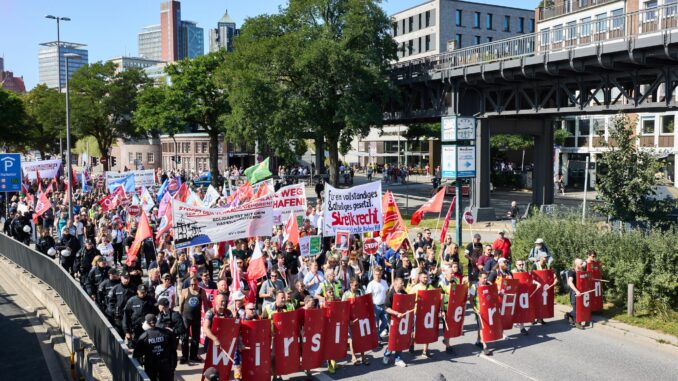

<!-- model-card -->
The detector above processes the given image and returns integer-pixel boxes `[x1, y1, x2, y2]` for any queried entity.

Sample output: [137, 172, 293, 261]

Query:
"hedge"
[512, 213, 678, 314]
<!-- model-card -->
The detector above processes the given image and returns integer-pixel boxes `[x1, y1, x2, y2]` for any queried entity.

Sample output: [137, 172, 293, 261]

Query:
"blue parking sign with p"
[0, 154, 22, 192]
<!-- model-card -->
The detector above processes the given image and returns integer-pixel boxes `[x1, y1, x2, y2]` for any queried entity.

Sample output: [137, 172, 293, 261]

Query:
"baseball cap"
[120, 271, 130, 278]
[137, 284, 148, 292]
[157, 298, 170, 307]
[473, 233, 481, 240]
[535, 238, 545, 244]
[498, 230, 506, 234]
[498, 258, 507, 263]
[144, 314, 157, 324]
[161, 273, 172, 280]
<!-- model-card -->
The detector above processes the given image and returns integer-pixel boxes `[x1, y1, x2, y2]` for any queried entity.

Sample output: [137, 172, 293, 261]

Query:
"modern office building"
[139, 1, 204, 62]
[0, 57, 26, 94]
[108, 56, 165, 74]
[346, 126, 440, 170]
[138, 25, 163, 61]
[38, 41, 88, 90]
[209, 10, 240, 52]
[391, 0, 535, 62]
[180, 21, 204, 58]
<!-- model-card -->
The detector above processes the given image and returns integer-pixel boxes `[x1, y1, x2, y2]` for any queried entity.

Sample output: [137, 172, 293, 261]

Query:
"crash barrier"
[0, 233, 150, 381]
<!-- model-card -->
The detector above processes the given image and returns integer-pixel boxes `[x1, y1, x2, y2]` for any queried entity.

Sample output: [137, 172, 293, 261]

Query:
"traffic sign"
[441, 146, 476, 178]
[441, 116, 476, 142]
[0, 153, 22, 192]
[363, 238, 379, 255]
[463, 211, 475, 225]
[128, 205, 141, 217]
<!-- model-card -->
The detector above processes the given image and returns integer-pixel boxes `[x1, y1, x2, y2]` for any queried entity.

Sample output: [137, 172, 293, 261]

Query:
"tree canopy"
[227, 0, 398, 185]
[22, 84, 65, 158]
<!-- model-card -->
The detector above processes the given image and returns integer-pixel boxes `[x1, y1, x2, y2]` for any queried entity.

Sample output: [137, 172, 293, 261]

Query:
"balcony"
[539, 0, 621, 21]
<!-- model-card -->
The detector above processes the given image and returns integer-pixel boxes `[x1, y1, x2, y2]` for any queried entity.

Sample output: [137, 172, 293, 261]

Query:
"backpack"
[559, 270, 570, 292]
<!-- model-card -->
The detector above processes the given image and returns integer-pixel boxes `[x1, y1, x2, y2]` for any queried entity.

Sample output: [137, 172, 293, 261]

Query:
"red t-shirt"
[492, 238, 512, 259]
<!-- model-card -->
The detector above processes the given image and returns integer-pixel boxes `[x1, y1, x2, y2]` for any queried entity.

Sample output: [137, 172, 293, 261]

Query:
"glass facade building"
[180, 21, 204, 59]
[38, 42, 88, 90]
[209, 10, 240, 52]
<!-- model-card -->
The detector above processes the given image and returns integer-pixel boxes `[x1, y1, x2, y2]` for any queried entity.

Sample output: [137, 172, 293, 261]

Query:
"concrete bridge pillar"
[472, 119, 496, 221]
[533, 119, 554, 205]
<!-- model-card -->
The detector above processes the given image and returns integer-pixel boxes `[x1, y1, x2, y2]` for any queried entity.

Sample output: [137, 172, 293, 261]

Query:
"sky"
[0, 0, 537, 90]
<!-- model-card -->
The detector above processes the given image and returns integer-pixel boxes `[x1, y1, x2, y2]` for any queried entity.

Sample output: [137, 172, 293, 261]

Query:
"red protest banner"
[444, 283, 467, 339]
[387, 293, 416, 352]
[240, 319, 272, 381]
[323, 301, 350, 360]
[478, 285, 503, 342]
[512, 272, 535, 324]
[576, 271, 593, 323]
[202, 317, 240, 381]
[301, 308, 325, 370]
[532, 270, 555, 319]
[273, 310, 301, 375]
[349, 294, 378, 353]
[498, 278, 519, 330]
[414, 289, 442, 344]
[588, 261, 603, 312]
[200, 289, 219, 345]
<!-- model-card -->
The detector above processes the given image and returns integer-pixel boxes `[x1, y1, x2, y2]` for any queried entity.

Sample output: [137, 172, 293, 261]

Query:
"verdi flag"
[380, 191, 408, 250]
[244, 157, 272, 184]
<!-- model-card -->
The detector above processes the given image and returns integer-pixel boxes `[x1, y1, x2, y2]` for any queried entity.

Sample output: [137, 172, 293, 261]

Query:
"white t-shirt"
[155, 284, 177, 309]
[97, 243, 114, 263]
[75, 221, 84, 235]
[366, 279, 389, 305]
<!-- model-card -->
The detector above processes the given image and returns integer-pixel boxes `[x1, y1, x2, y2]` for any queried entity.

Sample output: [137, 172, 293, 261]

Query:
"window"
[456, 10, 462, 26]
[529, 18, 535, 33]
[487, 36, 493, 42]
[518, 17, 525, 33]
[667, 0, 678, 16]
[425, 11, 431, 27]
[203, 142, 208, 153]
[595, 13, 608, 33]
[128, 152, 134, 163]
[503, 15, 510, 32]
[581, 17, 592, 36]
[147, 152, 155, 164]
[474, 12, 480, 28]
[611, 8, 624, 30]
[425, 35, 431, 51]
[401, 42, 406, 56]
[183, 142, 191, 153]
[579, 119, 591, 136]
[402, 19, 405, 34]
[486, 13, 493, 29]
[136, 152, 143, 162]
[408, 16, 414, 33]
[541, 27, 550, 45]
[455, 34, 462, 48]
[642, 117, 655, 135]
[408, 39, 413, 55]
[393, 22, 398, 36]
[661, 115, 674, 134]
[553, 24, 563, 42]
[565, 119, 577, 136]
[592, 118, 606, 135]
[566, 21, 577, 40]
[418, 37, 422, 53]
[475, 35, 481, 44]
[418, 14, 422, 31]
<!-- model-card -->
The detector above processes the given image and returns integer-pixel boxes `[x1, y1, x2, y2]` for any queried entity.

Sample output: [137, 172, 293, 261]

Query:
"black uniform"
[36, 235, 56, 256]
[133, 327, 177, 381]
[123, 295, 158, 344]
[107, 282, 135, 332]
[57, 234, 80, 274]
[156, 309, 186, 342]
[76, 246, 101, 280]
[86, 266, 110, 297]
[98, 278, 120, 312]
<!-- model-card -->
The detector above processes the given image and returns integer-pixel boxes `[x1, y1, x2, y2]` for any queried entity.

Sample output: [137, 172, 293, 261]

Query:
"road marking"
[480, 354, 540, 381]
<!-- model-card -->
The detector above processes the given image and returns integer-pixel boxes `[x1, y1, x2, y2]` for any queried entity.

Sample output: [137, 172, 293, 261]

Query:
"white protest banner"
[272, 183, 307, 225]
[105, 169, 155, 189]
[322, 181, 382, 236]
[299, 236, 311, 257]
[172, 196, 274, 250]
[21, 159, 62, 180]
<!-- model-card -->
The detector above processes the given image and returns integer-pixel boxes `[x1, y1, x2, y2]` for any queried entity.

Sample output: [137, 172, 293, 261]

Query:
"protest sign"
[273, 310, 301, 375]
[478, 285, 503, 342]
[414, 289, 442, 344]
[202, 317, 240, 381]
[272, 183, 307, 225]
[172, 196, 273, 249]
[105, 169, 155, 189]
[387, 293, 416, 352]
[532, 270, 555, 319]
[323, 181, 383, 236]
[21, 159, 62, 180]
[299, 236, 311, 257]
[443, 283, 467, 338]
[309, 235, 321, 256]
[323, 301, 350, 360]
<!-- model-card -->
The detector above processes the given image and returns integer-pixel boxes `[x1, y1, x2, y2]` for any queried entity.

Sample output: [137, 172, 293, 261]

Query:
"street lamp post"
[64, 53, 80, 221]
[45, 15, 70, 168]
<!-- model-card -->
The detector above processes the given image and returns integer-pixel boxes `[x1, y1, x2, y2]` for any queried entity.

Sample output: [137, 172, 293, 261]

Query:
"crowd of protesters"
[0, 167, 596, 381]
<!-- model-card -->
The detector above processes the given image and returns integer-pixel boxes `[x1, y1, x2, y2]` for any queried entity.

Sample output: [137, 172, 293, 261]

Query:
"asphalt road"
[0, 284, 53, 381]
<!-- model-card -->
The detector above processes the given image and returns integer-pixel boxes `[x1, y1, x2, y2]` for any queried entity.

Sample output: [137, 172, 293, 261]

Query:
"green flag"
[244, 157, 272, 184]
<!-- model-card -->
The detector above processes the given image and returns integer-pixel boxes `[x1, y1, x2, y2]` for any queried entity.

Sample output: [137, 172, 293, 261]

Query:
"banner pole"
[455, 181, 462, 247]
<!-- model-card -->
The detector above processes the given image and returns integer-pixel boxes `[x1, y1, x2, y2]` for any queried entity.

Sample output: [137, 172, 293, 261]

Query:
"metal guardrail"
[0, 233, 150, 381]
[393, 4, 678, 76]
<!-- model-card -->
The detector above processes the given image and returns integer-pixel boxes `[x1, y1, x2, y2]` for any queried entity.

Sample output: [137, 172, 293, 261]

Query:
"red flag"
[478, 285, 503, 342]
[174, 182, 189, 202]
[246, 242, 266, 281]
[229, 246, 241, 292]
[70, 165, 78, 189]
[98, 194, 115, 212]
[380, 191, 408, 250]
[301, 308, 325, 370]
[240, 320, 272, 381]
[532, 270, 555, 319]
[387, 293, 416, 352]
[410, 187, 446, 226]
[253, 181, 269, 199]
[414, 289, 442, 344]
[35, 191, 52, 217]
[239, 182, 254, 204]
[36, 171, 42, 187]
[439, 196, 456, 242]
[273, 310, 301, 375]
[155, 198, 173, 240]
[443, 283, 468, 338]
[202, 317, 241, 381]
[348, 294, 378, 353]
[45, 181, 53, 195]
[125, 210, 152, 266]
[283, 212, 299, 246]
[323, 301, 350, 360]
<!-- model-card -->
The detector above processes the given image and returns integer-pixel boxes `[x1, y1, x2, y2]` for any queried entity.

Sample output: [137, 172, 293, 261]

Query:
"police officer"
[77, 239, 101, 285]
[133, 314, 177, 381]
[57, 227, 81, 275]
[107, 272, 135, 332]
[123, 284, 158, 347]
[156, 298, 185, 347]
[97, 269, 120, 311]
[86, 257, 110, 299]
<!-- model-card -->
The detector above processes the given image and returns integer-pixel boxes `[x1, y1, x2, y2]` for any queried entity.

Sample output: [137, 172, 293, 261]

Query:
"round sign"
[463, 211, 475, 225]
[363, 238, 379, 255]
[168, 179, 179, 192]
[128, 205, 141, 217]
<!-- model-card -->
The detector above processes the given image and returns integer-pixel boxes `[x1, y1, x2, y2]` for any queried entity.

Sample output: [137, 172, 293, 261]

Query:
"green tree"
[0, 88, 27, 151]
[227, 0, 398, 185]
[490, 134, 533, 151]
[22, 84, 65, 159]
[69, 62, 150, 171]
[595, 114, 675, 227]
[136, 51, 231, 185]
